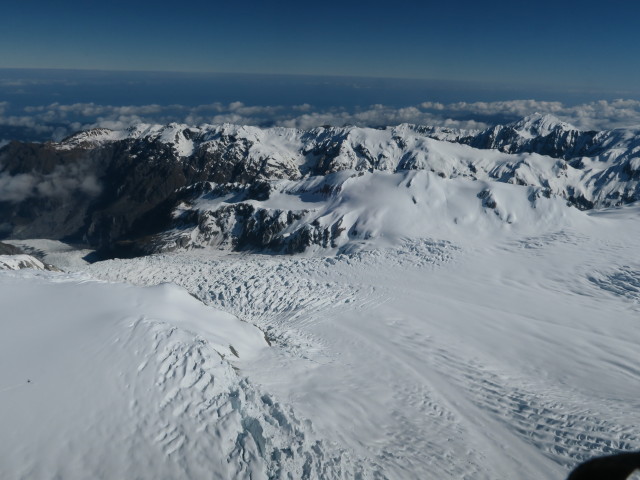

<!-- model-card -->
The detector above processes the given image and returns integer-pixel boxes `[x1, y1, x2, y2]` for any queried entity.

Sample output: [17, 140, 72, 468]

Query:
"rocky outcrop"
[0, 241, 23, 255]
[0, 253, 61, 271]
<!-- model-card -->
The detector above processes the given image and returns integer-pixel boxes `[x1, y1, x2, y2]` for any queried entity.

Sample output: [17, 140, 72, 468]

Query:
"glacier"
[1, 115, 640, 479]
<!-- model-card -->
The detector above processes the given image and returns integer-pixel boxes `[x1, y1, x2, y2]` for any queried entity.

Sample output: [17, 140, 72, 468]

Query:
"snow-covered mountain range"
[1, 113, 639, 257]
[2, 115, 640, 479]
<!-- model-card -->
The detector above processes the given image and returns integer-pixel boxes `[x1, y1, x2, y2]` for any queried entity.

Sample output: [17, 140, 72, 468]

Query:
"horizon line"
[0, 66, 616, 95]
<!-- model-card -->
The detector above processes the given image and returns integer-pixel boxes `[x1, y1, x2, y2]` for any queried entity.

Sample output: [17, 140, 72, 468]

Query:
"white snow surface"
[0, 274, 271, 479]
[161, 168, 586, 254]
[3, 239, 94, 270]
[3, 151, 640, 478]
[0, 254, 48, 271]
[1, 272, 371, 479]
[4, 205, 633, 479]
[510, 113, 576, 138]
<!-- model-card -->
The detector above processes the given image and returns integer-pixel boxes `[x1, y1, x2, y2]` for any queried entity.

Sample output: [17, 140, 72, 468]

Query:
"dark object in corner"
[567, 451, 640, 480]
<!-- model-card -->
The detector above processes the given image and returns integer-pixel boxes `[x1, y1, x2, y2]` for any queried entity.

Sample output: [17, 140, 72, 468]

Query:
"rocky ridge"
[1, 115, 639, 256]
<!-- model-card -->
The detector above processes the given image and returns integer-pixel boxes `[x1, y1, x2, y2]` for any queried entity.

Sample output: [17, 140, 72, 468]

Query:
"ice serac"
[1, 117, 640, 255]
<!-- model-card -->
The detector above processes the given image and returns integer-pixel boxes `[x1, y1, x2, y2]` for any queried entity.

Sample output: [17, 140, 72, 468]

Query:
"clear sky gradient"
[2, 0, 639, 93]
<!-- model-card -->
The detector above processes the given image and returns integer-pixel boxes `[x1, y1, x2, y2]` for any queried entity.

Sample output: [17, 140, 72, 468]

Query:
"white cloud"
[0, 172, 38, 202]
[0, 164, 102, 203]
[418, 99, 640, 130]
[3, 98, 640, 143]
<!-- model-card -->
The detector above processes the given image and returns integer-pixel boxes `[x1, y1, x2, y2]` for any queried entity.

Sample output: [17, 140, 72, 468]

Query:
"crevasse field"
[2, 171, 640, 479]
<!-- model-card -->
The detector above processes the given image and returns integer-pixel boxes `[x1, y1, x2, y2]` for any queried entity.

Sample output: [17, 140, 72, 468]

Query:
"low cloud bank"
[2, 98, 640, 143]
[0, 164, 102, 203]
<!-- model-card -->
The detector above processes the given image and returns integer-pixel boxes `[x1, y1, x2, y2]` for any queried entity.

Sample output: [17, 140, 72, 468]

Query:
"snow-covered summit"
[510, 113, 576, 138]
[60, 127, 128, 147]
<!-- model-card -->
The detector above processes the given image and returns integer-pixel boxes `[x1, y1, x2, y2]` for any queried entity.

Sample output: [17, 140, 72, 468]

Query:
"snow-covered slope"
[0, 254, 53, 270]
[2, 117, 640, 478]
[150, 169, 585, 254]
[457, 113, 622, 156]
[0, 271, 371, 479]
[1, 239, 94, 270]
[80, 203, 640, 480]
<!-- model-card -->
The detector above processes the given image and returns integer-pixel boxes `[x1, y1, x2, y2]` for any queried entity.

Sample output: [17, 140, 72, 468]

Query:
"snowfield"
[80, 205, 640, 480]
[3, 203, 639, 479]
[2, 118, 640, 479]
[0, 272, 372, 479]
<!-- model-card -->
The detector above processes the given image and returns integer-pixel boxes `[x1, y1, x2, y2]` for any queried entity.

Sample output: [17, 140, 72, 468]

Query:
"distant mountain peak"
[510, 113, 576, 137]
[61, 127, 114, 144]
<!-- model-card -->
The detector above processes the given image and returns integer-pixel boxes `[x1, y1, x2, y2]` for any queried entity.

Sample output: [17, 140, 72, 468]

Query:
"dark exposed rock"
[567, 451, 640, 480]
[477, 190, 497, 209]
[0, 241, 23, 255]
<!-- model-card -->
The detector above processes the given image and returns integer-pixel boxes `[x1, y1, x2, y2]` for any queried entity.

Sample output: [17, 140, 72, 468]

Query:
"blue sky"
[2, 0, 639, 92]
[2, 0, 640, 142]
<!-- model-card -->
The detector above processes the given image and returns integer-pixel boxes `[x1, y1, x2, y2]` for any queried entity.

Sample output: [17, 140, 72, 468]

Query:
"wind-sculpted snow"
[3, 207, 640, 479]
[0, 272, 375, 480]
[84, 206, 640, 479]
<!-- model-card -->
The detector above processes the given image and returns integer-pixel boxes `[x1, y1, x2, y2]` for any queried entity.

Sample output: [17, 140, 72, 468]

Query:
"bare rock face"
[145, 204, 311, 254]
[129, 178, 344, 255]
[0, 241, 23, 255]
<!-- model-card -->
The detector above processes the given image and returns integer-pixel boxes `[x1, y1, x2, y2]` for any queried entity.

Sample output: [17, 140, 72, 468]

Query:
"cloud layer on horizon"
[2, 98, 640, 143]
